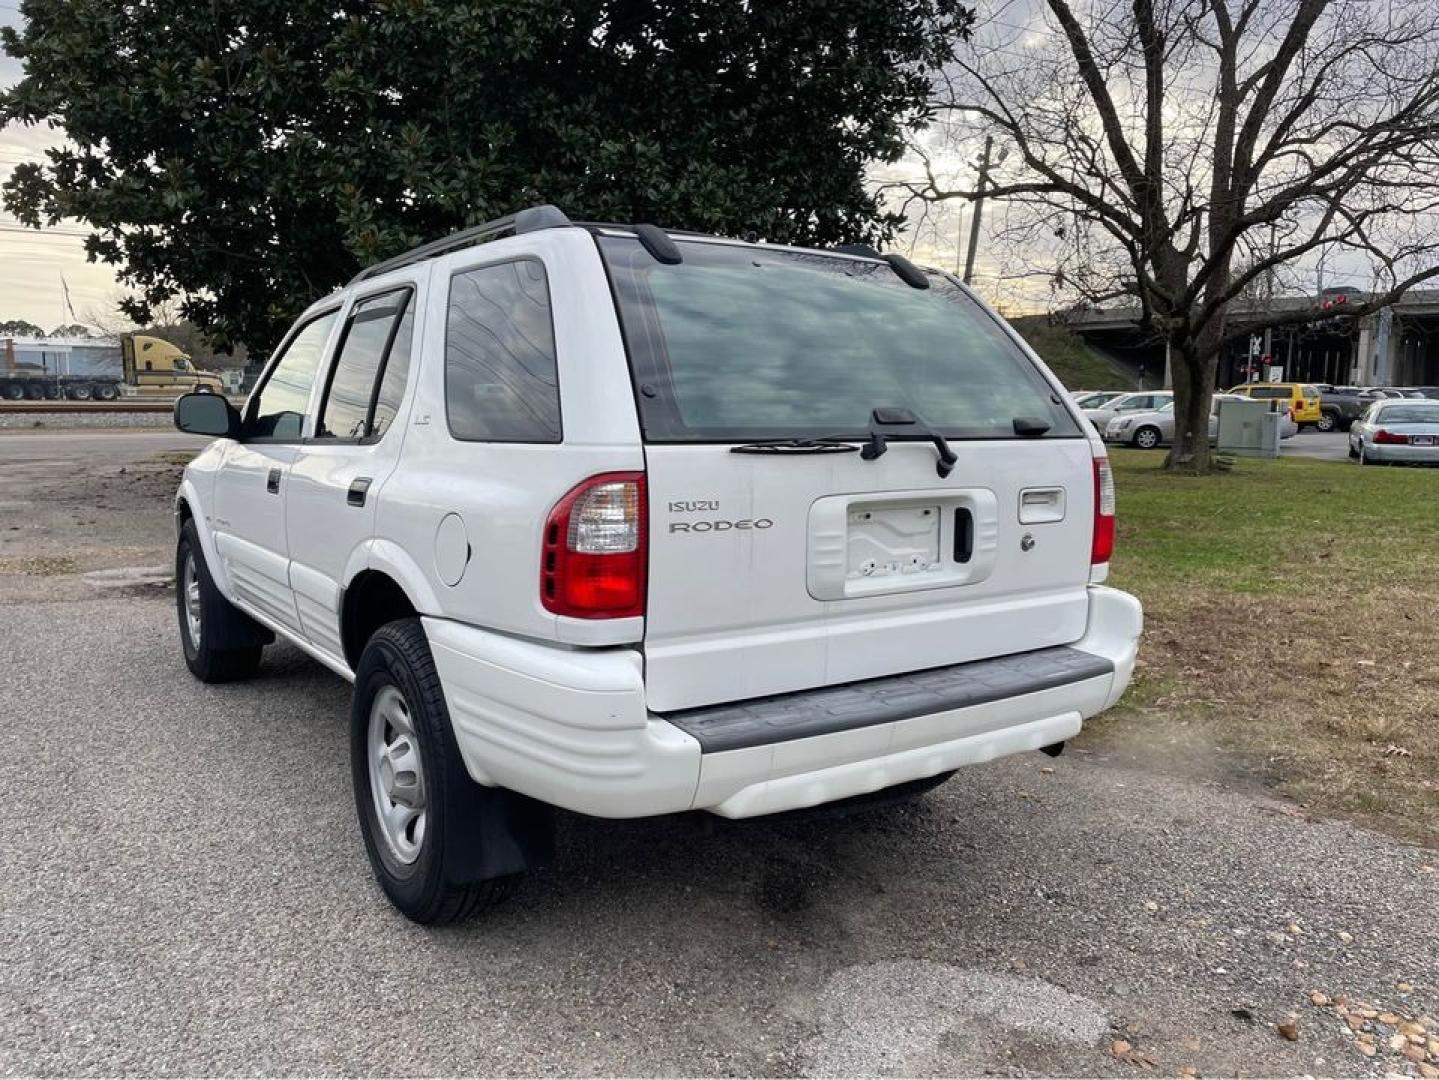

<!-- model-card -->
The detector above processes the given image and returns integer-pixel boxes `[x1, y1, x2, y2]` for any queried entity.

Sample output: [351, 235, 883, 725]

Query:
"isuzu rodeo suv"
[171, 206, 1143, 923]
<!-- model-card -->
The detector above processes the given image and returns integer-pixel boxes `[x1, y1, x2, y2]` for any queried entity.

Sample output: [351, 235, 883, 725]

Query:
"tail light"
[1091, 456, 1116, 564]
[1374, 429, 1409, 445]
[541, 473, 647, 618]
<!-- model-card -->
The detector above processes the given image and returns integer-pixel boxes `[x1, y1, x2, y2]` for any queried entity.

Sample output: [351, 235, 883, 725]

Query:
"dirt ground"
[1, 429, 1436, 1078]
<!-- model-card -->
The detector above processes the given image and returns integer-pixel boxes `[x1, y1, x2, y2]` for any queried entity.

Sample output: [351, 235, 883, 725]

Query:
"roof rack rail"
[834, 243, 882, 259]
[348, 204, 572, 285]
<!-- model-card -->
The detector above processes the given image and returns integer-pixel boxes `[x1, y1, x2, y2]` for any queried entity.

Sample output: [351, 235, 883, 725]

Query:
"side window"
[371, 302, 415, 440]
[315, 289, 412, 441]
[247, 311, 337, 440]
[445, 259, 561, 442]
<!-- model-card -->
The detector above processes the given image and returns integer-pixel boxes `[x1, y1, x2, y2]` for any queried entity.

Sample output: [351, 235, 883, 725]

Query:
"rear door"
[598, 236, 1098, 712]
[286, 283, 420, 660]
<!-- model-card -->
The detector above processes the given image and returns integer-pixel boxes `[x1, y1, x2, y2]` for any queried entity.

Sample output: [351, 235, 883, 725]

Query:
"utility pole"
[963, 135, 994, 285]
[953, 204, 965, 276]
[1261, 222, 1276, 378]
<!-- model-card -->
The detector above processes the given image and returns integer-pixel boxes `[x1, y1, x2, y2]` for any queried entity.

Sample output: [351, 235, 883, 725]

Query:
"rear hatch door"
[598, 235, 1097, 712]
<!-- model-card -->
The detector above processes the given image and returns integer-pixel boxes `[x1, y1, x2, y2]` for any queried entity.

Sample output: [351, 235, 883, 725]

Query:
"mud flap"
[441, 769, 555, 883]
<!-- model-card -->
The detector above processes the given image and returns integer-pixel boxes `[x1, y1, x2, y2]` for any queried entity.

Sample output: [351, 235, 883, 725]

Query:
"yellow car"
[1227, 382, 1322, 427]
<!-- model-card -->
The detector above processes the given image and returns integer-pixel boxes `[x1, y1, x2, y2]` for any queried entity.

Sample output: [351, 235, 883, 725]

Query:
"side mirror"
[174, 391, 240, 438]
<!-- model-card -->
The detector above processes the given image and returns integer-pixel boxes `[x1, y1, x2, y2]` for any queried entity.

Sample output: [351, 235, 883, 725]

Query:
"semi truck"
[0, 334, 224, 401]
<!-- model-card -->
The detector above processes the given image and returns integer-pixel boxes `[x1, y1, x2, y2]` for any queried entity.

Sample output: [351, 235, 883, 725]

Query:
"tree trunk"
[1164, 325, 1222, 472]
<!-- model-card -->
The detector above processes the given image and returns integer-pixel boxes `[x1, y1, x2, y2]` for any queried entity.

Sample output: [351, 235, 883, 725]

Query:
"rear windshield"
[1250, 386, 1292, 399]
[598, 237, 1080, 442]
[1379, 405, 1439, 423]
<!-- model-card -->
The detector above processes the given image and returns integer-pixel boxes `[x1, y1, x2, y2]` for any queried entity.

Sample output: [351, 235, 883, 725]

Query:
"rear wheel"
[1, 382, 23, 401]
[176, 522, 264, 682]
[1133, 425, 1161, 449]
[94, 382, 119, 401]
[1315, 411, 1337, 433]
[42, 383, 62, 400]
[351, 619, 518, 924]
[68, 383, 93, 401]
[24, 382, 44, 400]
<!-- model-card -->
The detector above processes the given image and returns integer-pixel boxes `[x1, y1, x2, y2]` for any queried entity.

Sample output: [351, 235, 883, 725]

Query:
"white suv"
[172, 206, 1143, 923]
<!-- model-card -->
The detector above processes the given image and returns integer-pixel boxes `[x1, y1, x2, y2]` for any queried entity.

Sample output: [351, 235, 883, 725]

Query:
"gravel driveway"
[1, 430, 1435, 1077]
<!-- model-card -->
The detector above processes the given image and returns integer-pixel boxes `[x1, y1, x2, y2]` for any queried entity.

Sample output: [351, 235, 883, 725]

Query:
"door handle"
[266, 468, 281, 494]
[348, 477, 373, 507]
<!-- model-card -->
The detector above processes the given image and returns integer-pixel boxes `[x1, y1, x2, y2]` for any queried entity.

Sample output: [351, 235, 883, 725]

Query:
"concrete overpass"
[1068, 289, 1439, 387]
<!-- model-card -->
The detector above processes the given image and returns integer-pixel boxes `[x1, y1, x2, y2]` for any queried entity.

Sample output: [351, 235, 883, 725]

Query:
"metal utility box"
[1217, 398, 1282, 458]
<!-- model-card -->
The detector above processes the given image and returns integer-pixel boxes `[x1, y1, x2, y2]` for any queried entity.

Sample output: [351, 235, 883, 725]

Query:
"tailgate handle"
[1019, 487, 1066, 524]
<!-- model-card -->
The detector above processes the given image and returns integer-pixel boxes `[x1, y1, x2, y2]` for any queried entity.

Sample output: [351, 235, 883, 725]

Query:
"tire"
[24, 382, 44, 400]
[94, 382, 119, 401]
[42, 383, 62, 401]
[68, 383, 93, 401]
[1, 382, 22, 401]
[175, 521, 264, 682]
[351, 619, 519, 924]
[1133, 425, 1161, 449]
[1315, 411, 1336, 433]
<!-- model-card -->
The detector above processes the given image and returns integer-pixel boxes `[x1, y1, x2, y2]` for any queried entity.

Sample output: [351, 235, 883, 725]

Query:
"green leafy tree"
[2, 0, 969, 349]
[0, 319, 45, 336]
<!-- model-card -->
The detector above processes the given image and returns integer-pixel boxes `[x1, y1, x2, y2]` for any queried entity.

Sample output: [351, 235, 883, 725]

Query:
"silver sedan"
[1348, 400, 1439, 465]
[1103, 394, 1255, 449]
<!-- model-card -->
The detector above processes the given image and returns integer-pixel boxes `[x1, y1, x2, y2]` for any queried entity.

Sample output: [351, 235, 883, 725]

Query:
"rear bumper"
[425, 586, 1143, 820]
[1362, 442, 1439, 463]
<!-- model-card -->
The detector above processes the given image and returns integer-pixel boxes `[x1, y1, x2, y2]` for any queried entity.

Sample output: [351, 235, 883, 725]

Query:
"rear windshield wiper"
[729, 436, 860, 455]
[860, 407, 958, 478]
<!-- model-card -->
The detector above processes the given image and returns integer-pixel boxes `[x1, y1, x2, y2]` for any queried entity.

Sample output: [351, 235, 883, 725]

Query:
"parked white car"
[1071, 390, 1128, 410]
[1083, 390, 1174, 432]
[1348, 399, 1439, 464]
[1104, 395, 1296, 448]
[171, 206, 1143, 923]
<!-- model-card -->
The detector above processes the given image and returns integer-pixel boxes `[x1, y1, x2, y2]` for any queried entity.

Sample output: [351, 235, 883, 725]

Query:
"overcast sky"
[1, 5, 128, 331]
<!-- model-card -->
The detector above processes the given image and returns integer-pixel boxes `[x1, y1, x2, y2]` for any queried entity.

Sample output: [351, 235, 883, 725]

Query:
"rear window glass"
[1378, 405, 1439, 423]
[598, 237, 1080, 441]
[1250, 387, 1290, 399]
[445, 259, 560, 443]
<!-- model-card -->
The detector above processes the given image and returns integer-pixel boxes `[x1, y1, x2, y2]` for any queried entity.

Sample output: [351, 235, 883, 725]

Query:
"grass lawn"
[1010, 316, 1138, 391]
[1095, 450, 1439, 844]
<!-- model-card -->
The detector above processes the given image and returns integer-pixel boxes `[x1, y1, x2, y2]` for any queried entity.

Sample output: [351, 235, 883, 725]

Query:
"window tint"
[248, 312, 337, 440]
[372, 301, 415, 440]
[445, 260, 560, 442]
[316, 290, 411, 440]
[1251, 386, 1290, 399]
[599, 237, 1078, 441]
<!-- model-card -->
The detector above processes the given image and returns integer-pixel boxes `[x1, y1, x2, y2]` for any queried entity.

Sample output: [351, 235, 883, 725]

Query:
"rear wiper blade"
[860, 407, 958, 478]
[729, 436, 859, 455]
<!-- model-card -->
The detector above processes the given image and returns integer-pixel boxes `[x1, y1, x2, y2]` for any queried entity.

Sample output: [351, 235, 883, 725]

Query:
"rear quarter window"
[444, 259, 561, 443]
